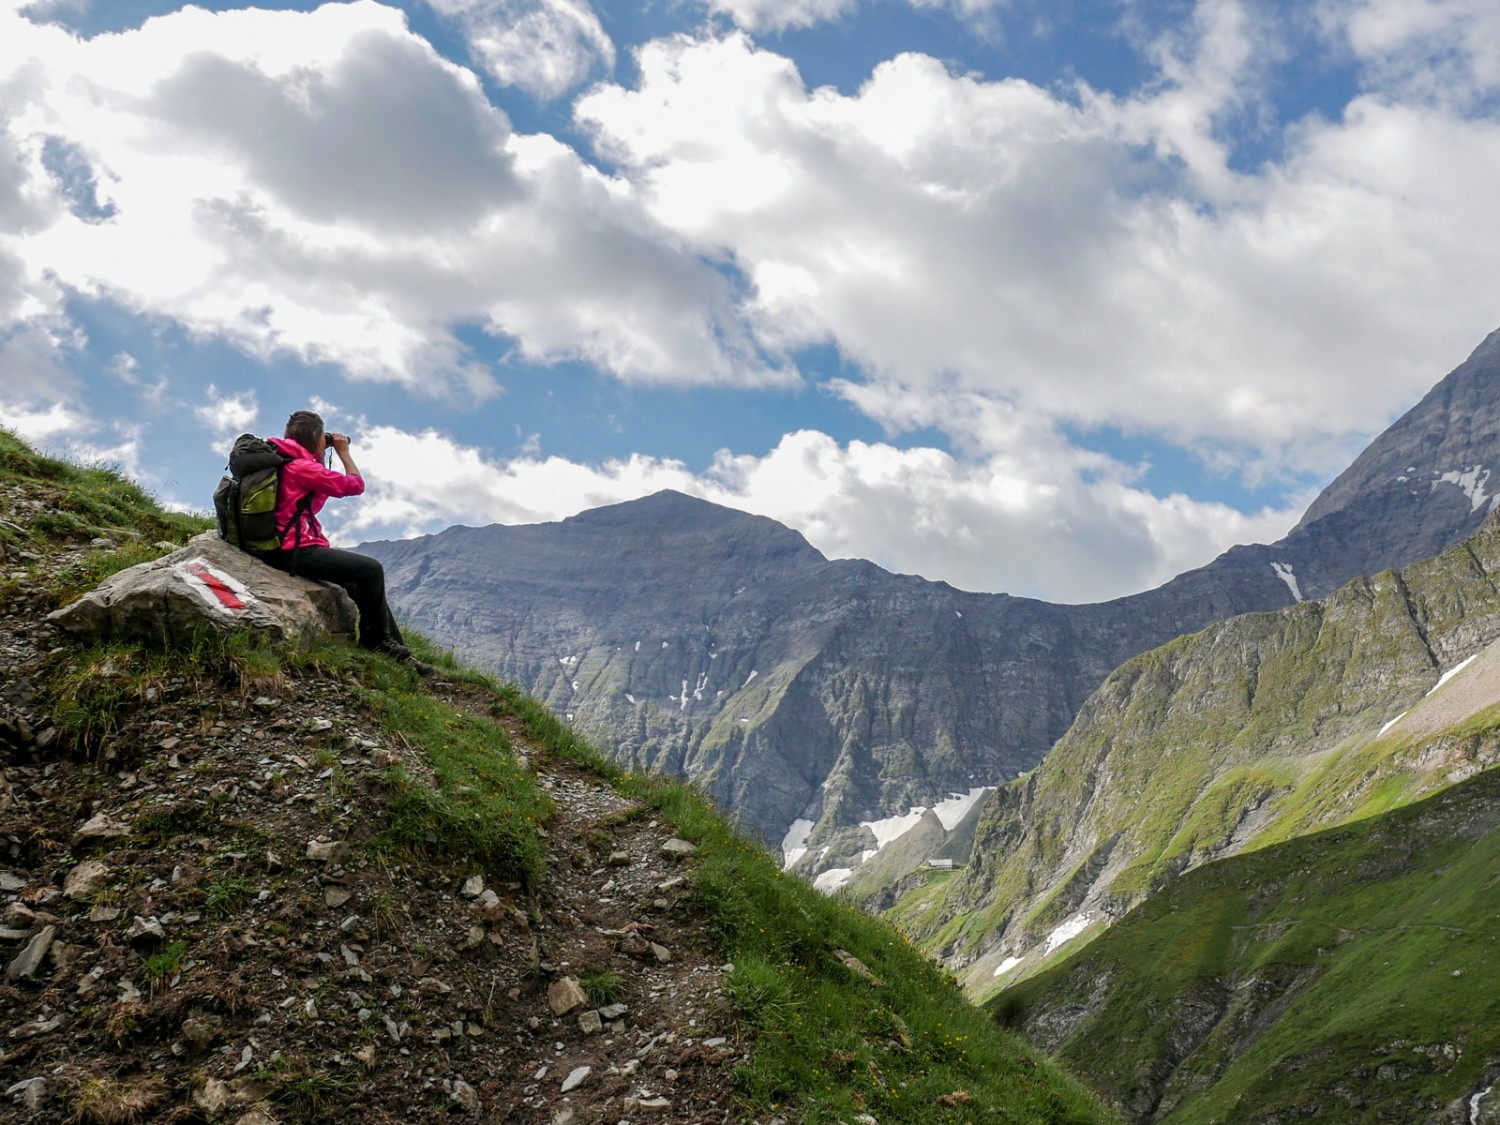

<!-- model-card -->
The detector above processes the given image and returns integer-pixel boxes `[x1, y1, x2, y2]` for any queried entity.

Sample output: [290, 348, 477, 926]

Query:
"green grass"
[5, 428, 1115, 1125]
[991, 765, 1500, 1123]
[580, 968, 625, 1006]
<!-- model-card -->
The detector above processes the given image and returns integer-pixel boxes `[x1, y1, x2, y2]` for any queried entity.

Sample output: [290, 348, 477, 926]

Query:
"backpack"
[213, 434, 299, 552]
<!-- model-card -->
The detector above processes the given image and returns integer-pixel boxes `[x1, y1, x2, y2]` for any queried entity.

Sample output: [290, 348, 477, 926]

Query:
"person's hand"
[327, 431, 350, 453]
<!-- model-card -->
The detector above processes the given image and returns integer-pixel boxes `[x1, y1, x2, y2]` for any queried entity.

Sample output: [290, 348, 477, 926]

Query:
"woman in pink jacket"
[256, 410, 431, 675]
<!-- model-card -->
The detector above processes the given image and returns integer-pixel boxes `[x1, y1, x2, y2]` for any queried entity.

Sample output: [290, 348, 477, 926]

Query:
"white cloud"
[427, 0, 616, 100]
[0, 2, 775, 398]
[332, 422, 1303, 602]
[1320, 0, 1500, 104]
[576, 26, 1500, 481]
[0, 397, 83, 442]
[194, 384, 259, 442]
[699, 0, 856, 33]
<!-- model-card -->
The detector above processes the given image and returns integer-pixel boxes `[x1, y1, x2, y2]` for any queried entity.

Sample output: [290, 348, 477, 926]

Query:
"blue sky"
[3, 0, 1500, 602]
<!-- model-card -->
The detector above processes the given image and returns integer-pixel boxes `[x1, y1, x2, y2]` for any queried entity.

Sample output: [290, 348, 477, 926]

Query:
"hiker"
[254, 410, 432, 675]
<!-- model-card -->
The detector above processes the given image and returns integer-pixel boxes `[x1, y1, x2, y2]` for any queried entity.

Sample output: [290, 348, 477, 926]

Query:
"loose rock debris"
[0, 477, 771, 1124]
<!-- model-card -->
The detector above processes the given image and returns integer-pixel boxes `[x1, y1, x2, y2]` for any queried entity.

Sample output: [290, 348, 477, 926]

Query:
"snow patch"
[813, 868, 854, 893]
[1043, 911, 1097, 956]
[781, 819, 814, 869]
[862, 808, 927, 850]
[1434, 466, 1493, 512]
[1271, 562, 1304, 602]
[993, 956, 1023, 978]
[932, 787, 992, 830]
[1471, 1083, 1493, 1125]
[625, 693, 636, 705]
[742, 670, 758, 688]
[1378, 710, 1407, 736]
[634, 641, 641, 652]
[1428, 654, 1479, 697]
[862, 849, 878, 863]
[661, 641, 670, 649]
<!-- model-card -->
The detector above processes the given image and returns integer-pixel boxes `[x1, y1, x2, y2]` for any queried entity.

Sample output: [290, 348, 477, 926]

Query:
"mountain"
[889, 504, 1500, 996]
[989, 762, 1500, 1123]
[0, 430, 1113, 1125]
[362, 327, 1500, 885]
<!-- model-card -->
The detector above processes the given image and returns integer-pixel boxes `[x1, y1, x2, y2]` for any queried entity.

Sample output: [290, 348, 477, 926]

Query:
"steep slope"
[0, 431, 1113, 1125]
[990, 763, 1500, 1123]
[896, 508, 1500, 997]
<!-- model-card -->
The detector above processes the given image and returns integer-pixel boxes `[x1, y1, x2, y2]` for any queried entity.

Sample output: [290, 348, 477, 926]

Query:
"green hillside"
[892, 511, 1500, 996]
[990, 762, 1500, 1123]
[0, 429, 1111, 1125]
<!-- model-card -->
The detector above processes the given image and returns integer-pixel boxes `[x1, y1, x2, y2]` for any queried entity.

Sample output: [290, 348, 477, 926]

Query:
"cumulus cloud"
[576, 25, 1500, 483]
[699, 0, 857, 33]
[194, 384, 259, 444]
[1320, 0, 1500, 105]
[331, 422, 1303, 602]
[0, 2, 776, 397]
[427, 0, 615, 100]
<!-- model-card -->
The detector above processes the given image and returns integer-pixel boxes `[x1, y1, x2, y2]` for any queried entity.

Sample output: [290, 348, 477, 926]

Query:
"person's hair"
[285, 410, 324, 454]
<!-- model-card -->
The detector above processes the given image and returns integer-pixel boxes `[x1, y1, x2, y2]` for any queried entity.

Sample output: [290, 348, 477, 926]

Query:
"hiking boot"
[377, 640, 437, 677]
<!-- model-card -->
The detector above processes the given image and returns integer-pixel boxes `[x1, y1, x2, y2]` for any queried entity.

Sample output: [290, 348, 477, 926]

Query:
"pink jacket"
[268, 436, 364, 551]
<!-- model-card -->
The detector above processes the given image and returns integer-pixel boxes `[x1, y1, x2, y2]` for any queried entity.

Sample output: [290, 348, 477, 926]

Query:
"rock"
[649, 941, 672, 963]
[5, 925, 55, 981]
[624, 1096, 672, 1112]
[47, 532, 358, 649]
[233, 1111, 279, 1125]
[195, 1078, 230, 1118]
[305, 839, 340, 863]
[460, 875, 485, 898]
[578, 1010, 602, 1035]
[323, 887, 352, 908]
[560, 1066, 591, 1093]
[5, 1077, 48, 1110]
[63, 859, 110, 900]
[660, 838, 698, 858]
[598, 1002, 628, 1020]
[450, 1080, 480, 1115]
[833, 949, 885, 987]
[0, 873, 24, 892]
[607, 851, 631, 866]
[127, 916, 166, 946]
[547, 977, 588, 1015]
[73, 813, 131, 844]
[89, 904, 122, 922]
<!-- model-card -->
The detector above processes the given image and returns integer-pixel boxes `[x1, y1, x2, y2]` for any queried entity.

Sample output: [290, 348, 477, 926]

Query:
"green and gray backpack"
[213, 434, 298, 552]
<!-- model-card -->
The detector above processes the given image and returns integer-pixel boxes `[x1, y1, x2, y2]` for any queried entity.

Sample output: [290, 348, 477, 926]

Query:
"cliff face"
[902, 508, 1500, 997]
[364, 328, 1500, 884]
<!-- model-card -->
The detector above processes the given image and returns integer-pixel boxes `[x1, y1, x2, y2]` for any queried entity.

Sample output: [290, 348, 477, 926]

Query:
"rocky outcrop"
[47, 534, 357, 648]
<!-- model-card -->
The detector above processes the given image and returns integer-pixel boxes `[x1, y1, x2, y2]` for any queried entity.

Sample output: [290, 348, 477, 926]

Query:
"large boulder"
[47, 533, 357, 648]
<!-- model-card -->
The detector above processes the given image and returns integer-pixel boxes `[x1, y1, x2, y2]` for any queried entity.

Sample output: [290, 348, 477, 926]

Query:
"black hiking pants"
[255, 546, 404, 651]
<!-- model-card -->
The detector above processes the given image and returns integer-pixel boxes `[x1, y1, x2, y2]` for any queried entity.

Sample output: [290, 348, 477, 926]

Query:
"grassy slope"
[2, 430, 1114, 1125]
[989, 762, 1500, 1123]
[899, 516, 1500, 994]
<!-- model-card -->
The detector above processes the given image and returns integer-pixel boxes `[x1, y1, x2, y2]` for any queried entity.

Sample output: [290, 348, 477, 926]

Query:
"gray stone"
[63, 859, 109, 900]
[5, 925, 55, 981]
[460, 875, 485, 898]
[660, 838, 698, 858]
[72, 813, 130, 844]
[547, 977, 588, 1016]
[47, 532, 357, 649]
[305, 840, 339, 863]
[127, 916, 166, 946]
[598, 1002, 628, 1020]
[577, 1010, 602, 1035]
[5, 1077, 48, 1111]
[450, 1080, 479, 1114]
[560, 1066, 591, 1094]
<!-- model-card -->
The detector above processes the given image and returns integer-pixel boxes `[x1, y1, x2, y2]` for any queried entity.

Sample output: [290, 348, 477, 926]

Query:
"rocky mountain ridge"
[890, 503, 1500, 998]
[363, 327, 1500, 891]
